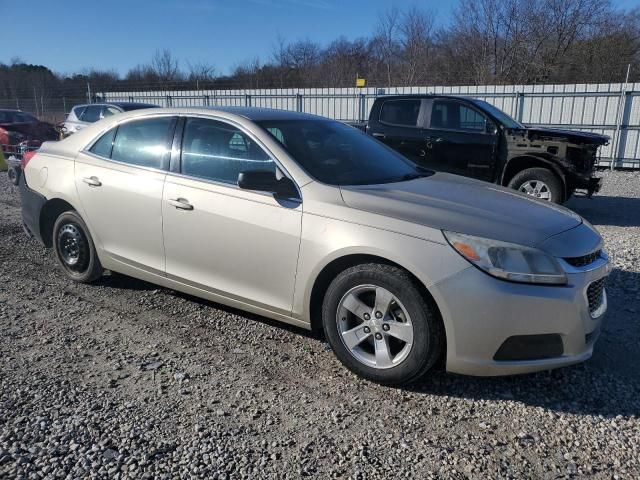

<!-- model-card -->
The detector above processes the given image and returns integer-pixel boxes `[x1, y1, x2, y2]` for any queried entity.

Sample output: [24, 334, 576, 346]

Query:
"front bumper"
[431, 257, 610, 376]
[571, 175, 602, 197]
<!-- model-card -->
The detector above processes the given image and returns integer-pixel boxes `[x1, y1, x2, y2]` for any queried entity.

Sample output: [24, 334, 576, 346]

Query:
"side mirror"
[237, 170, 299, 198]
[486, 122, 498, 135]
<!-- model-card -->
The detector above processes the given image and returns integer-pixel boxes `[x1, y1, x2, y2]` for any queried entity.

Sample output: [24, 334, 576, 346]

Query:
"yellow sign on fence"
[356, 78, 366, 88]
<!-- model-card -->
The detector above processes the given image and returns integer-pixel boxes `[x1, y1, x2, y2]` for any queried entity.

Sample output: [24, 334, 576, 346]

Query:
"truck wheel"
[322, 263, 443, 386]
[508, 168, 563, 203]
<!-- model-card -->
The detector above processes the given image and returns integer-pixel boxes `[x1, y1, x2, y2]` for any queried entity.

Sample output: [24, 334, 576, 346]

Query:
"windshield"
[256, 119, 429, 186]
[473, 100, 523, 129]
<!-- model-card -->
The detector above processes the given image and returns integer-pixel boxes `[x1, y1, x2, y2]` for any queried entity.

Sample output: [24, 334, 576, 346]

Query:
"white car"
[63, 102, 158, 135]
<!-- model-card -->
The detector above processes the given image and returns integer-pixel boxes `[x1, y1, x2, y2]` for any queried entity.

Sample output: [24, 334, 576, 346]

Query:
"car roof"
[377, 94, 476, 101]
[197, 106, 327, 121]
[73, 102, 159, 109]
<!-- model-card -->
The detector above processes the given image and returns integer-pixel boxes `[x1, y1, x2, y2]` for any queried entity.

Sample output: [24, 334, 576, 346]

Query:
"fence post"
[359, 93, 366, 123]
[612, 91, 633, 169]
[296, 93, 303, 112]
[516, 92, 525, 123]
[204, 94, 210, 107]
[166, 95, 172, 107]
[245, 94, 252, 107]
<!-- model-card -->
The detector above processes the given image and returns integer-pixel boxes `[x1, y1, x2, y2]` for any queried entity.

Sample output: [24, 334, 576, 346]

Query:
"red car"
[1, 109, 59, 185]
[0, 109, 59, 157]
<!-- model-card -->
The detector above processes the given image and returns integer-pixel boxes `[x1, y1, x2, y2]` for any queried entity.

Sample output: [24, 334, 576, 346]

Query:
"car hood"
[519, 126, 609, 146]
[339, 173, 584, 251]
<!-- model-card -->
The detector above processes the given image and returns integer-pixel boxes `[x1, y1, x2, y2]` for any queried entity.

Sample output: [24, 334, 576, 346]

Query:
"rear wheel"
[53, 211, 103, 283]
[322, 263, 443, 386]
[507, 167, 564, 203]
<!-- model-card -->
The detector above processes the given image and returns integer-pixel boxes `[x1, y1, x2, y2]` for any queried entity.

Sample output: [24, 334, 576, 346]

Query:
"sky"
[1, 0, 639, 77]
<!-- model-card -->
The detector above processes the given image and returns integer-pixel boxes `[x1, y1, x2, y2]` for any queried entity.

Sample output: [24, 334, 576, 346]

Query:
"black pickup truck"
[354, 95, 608, 203]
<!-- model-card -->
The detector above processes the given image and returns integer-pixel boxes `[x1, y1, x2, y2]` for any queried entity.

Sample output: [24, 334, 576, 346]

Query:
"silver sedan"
[19, 107, 609, 385]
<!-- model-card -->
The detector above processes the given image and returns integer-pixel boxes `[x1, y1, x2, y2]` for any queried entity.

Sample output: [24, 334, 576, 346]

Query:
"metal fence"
[100, 82, 640, 169]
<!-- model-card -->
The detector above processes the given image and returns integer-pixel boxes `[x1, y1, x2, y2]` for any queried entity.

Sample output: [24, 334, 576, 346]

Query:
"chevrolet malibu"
[19, 107, 610, 385]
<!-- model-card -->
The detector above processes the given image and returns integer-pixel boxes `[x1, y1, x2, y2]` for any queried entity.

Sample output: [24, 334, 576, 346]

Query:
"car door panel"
[162, 177, 302, 315]
[426, 129, 497, 180]
[74, 115, 176, 273]
[369, 98, 428, 164]
[75, 153, 167, 272]
[162, 116, 302, 315]
[423, 99, 498, 181]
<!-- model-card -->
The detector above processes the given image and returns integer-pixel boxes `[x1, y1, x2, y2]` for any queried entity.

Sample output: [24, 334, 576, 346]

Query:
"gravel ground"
[1, 170, 639, 479]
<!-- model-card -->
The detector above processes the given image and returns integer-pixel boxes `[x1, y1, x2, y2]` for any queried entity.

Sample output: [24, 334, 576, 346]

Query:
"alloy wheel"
[336, 284, 414, 369]
[519, 180, 552, 201]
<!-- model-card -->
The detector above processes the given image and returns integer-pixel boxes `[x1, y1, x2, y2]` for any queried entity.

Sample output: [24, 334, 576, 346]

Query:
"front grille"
[587, 278, 606, 315]
[565, 250, 601, 268]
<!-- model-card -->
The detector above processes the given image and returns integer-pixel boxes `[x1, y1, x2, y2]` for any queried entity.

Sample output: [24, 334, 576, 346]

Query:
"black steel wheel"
[53, 211, 103, 282]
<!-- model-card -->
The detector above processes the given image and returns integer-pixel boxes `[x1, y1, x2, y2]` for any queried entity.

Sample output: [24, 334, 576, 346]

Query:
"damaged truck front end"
[504, 126, 609, 200]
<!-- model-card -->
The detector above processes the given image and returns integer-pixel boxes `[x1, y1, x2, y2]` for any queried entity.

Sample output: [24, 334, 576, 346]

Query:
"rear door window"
[379, 100, 421, 127]
[110, 117, 175, 169]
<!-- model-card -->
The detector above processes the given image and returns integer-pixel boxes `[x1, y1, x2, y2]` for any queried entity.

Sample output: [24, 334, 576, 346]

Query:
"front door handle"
[82, 176, 101, 187]
[168, 198, 194, 211]
[372, 133, 385, 139]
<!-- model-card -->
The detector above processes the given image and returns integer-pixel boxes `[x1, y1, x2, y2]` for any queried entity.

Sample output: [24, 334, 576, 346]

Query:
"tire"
[507, 167, 564, 203]
[322, 263, 443, 386]
[52, 211, 103, 283]
[7, 166, 20, 186]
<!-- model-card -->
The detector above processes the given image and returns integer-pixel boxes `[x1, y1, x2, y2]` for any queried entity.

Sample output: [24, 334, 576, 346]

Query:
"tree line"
[1, 0, 639, 104]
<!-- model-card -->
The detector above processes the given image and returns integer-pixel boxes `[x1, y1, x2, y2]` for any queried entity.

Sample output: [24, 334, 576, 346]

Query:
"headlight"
[443, 231, 567, 285]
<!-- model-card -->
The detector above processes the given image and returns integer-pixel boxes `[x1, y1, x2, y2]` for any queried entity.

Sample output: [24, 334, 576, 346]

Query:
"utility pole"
[87, 82, 92, 104]
[33, 87, 38, 117]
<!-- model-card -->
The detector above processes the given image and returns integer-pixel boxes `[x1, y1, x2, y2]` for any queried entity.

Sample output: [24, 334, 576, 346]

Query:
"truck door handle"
[168, 198, 194, 211]
[82, 176, 101, 187]
[372, 133, 385, 139]
[426, 137, 443, 143]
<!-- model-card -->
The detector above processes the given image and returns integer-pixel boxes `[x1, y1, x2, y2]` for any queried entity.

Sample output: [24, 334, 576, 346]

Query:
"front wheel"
[507, 167, 564, 203]
[53, 211, 103, 283]
[322, 263, 443, 386]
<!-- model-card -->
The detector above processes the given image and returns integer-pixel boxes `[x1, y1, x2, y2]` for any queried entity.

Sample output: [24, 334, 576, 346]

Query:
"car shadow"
[566, 195, 640, 227]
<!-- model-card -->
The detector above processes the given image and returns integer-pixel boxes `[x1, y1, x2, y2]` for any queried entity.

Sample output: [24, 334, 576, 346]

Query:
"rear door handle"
[168, 198, 194, 211]
[372, 133, 385, 139]
[82, 176, 101, 187]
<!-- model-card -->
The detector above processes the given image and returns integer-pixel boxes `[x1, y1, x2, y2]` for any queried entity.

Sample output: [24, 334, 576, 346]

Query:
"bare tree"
[372, 7, 402, 87]
[187, 61, 216, 83]
[399, 6, 436, 85]
[151, 49, 182, 83]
